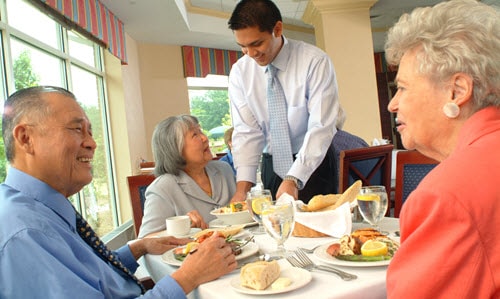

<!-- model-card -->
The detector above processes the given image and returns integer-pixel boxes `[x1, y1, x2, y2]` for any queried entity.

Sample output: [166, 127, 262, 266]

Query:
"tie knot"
[267, 64, 278, 78]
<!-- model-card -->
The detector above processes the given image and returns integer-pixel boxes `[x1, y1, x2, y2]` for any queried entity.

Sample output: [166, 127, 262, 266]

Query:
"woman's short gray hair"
[385, 0, 500, 111]
[152, 114, 199, 176]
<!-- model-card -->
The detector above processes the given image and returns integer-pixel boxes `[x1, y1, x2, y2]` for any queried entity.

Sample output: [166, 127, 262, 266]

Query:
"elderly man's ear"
[13, 124, 35, 155]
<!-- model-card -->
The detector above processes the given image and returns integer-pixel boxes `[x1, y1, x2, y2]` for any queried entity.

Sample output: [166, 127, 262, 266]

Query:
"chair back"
[127, 174, 156, 237]
[339, 144, 394, 214]
[394, 150, 438, 218]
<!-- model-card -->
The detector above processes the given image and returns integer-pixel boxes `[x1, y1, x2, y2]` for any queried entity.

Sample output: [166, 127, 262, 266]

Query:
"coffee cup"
[166, 215, 191, 236]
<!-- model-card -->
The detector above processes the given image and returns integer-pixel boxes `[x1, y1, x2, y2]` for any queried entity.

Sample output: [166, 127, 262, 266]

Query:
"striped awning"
[37, 0, 127, 64]
[182, 46, 243, 78]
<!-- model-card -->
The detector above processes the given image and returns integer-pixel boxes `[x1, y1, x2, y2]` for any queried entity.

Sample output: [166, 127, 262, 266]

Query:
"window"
[0, 0, 116, 236]
[188, 75, 232, 154]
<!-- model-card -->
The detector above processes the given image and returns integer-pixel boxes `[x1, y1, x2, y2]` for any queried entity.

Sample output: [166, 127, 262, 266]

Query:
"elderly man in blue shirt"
[0, 86, 237, 298]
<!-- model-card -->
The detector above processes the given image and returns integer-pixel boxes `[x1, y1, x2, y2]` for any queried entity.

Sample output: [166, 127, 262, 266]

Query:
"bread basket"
[292, 180, 362, 238]
[292, 221, 328, 237]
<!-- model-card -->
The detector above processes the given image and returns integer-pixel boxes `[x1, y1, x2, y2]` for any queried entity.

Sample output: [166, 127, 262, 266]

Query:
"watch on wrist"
[283, 175, 299, 188]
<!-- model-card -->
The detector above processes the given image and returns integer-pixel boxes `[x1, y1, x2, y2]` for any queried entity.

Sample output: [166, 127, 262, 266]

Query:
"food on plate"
[360, 240, 388, 257]
[240, 260, 280, 290]
[192, 226, 244, 239]
[271, 277, 292, 290]
[173, 229, 244, 261]
[219, 202, 248, 213]
[326, 228, 399, 262]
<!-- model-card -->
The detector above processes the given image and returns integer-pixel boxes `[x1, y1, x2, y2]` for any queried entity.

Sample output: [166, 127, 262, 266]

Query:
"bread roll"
[305, 194, 340, 211]
[240, 260, 280, 290]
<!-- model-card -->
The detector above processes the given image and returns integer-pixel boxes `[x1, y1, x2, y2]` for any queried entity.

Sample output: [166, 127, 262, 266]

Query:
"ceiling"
[100, 0, 500, 53]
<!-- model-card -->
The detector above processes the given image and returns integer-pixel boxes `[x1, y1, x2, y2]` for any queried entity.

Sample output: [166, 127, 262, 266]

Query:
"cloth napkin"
[277, 193, 353, 238]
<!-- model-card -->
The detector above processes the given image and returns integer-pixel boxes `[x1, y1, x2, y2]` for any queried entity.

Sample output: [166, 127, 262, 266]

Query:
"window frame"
[0, 0, 119, 234]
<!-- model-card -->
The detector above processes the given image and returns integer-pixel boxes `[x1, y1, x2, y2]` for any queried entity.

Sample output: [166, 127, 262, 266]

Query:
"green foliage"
[0, 50, 41, 182]
[190, 90, 231, 131]
[13, 51, 40, 90]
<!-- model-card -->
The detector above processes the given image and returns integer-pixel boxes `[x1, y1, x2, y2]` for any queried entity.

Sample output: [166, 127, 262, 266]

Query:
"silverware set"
[286, 248, 358, 281]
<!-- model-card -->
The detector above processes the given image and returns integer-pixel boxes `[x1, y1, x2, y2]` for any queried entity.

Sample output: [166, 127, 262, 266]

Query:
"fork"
[233, 235, 255, 252]
[291, 248, 357, 281]
[297, 244, 323, 254]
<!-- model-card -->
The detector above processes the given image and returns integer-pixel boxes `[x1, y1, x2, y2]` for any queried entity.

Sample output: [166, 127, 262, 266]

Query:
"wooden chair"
[126, 174, 156, 238]
[339, 144, 394, 215]
[394, 150, 438, 218]
[126, 174, 156, 289]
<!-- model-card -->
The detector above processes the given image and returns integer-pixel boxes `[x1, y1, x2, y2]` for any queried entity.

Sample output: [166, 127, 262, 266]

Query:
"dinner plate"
[231, 267, 312, 295]
[156, 228, 202, 238]
[313, 243, 391, 267]
[161, 242, 259, 267]
[209, 218, 258, 228]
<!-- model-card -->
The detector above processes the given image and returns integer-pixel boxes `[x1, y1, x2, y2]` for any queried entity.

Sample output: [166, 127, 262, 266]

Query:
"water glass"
[261, 200, 295, 257]
[245, 189, 272, 234]
[356, 186, 388, 232]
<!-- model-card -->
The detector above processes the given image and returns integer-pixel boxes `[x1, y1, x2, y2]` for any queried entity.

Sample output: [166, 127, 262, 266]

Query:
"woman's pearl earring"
[443, 102, 460, 118]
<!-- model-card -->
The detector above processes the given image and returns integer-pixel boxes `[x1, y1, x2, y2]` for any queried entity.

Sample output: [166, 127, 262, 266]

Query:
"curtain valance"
[36, 0, 127, 64]
[182, 46, 243, 78]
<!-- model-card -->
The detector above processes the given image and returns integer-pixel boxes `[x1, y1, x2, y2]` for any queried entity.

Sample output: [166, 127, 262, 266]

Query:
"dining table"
[143, 217, 400, 299]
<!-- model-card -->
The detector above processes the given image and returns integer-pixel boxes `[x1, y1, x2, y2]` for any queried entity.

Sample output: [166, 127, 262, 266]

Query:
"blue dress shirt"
[0, 167, 185, 299]
[219, 151, 236, 175]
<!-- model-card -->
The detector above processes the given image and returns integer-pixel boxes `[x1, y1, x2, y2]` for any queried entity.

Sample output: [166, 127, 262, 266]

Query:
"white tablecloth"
[143, 217, 400, 299]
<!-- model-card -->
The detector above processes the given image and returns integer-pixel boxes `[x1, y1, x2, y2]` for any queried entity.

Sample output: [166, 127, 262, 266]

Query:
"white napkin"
[372, 138, 390, 146]
[278, 193, 352, 238]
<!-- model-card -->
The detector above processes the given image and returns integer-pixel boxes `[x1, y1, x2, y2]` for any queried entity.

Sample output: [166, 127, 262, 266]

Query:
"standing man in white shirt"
[227, 0, 339, 203]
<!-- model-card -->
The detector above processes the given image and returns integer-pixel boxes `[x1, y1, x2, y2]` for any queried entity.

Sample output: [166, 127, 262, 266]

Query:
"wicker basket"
[292, 222, 328, 238]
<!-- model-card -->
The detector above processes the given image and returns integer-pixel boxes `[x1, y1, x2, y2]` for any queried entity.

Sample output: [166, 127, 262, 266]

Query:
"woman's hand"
[172, 231, 237, 293]
[187, 210, 208, 229]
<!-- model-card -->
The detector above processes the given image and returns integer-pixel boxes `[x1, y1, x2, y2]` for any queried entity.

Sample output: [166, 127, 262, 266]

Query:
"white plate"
[162, 242, 259, 267]
[231, 268, 312, 295]
[209, 218, 257, 228]
[313, 243, 391, 267]
[156, 228, 201, 238]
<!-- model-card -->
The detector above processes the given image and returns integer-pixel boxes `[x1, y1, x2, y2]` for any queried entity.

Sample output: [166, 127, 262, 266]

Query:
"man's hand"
[276, 180, 298, 200]
[172, 231, 237, 293]
[230, 181, 253, 203]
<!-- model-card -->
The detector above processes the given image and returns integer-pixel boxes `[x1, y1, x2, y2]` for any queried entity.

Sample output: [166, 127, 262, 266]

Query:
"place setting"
[146, 180, 401, 298]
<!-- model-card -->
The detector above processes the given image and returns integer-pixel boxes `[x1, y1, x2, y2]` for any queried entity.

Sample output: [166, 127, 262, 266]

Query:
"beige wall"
[137, 43, 191, 158]
[104, 50, 133, 223]
[112, 38, 190, 224]
[121, 34, 149, 174]
[304, 0, 381, 144]
[114, 31, 384, 223]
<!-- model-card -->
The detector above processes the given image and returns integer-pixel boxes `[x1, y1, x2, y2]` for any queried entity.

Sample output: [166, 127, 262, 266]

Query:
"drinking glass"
[245, 189, 272, 234]
[261, 200, 295, 257]
[356, 186, 388, 232]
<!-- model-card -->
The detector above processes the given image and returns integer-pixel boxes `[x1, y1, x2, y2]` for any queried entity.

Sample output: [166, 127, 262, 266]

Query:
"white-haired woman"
[138, 115, 236, 237]
[384, 0, 500, 297]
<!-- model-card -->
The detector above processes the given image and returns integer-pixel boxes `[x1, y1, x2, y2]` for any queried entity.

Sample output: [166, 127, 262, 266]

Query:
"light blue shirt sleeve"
[0, 168, 187, 299]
